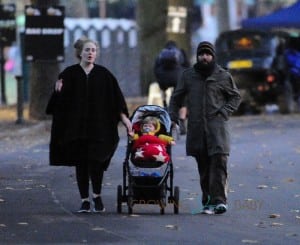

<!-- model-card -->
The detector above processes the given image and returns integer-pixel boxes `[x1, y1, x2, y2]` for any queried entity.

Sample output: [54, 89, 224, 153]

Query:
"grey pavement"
[0, 114, 300, 244]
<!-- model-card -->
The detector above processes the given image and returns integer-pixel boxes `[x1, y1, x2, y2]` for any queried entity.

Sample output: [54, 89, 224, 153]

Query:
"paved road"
[0, 114, 299, 244]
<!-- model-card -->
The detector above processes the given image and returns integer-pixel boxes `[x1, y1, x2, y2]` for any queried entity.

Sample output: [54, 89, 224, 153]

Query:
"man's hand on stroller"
[171, 120, 178, 130]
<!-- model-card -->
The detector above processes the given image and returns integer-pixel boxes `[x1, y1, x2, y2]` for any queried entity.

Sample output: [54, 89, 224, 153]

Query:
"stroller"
[117, 105, 180, 214]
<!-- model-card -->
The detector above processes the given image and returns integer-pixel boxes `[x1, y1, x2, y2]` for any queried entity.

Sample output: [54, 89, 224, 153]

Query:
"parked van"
[215, 29, 294, 114]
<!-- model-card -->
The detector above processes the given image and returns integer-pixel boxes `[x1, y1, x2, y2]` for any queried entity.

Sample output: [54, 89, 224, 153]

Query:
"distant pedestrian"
[169, 41, 241, 214]
[284, 37, 300, 109]
[46, 37, 132, 213]
[154, 40, 190, 134]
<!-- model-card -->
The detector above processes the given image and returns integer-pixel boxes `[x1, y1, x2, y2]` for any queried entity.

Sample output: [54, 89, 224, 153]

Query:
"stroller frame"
[117, 105, 180, 214]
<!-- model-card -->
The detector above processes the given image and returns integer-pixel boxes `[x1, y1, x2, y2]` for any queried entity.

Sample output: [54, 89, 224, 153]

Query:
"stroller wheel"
[173, 186, 180, 214]
[117, 185, 122, 213]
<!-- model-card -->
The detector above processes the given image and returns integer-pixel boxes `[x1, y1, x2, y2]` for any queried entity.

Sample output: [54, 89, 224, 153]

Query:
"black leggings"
[75, 163, 104, 199]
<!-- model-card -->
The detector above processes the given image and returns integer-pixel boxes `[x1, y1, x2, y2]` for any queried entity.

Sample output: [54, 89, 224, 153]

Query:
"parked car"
[215, 29, 295, 114]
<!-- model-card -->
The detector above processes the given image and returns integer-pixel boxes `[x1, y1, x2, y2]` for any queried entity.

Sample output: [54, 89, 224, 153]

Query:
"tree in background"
[29, 0, 61, 120]
[28, 0, 88, 120]
[61, 0, 88, 17]
[106, 0, 136, 19]
[28, 0, 194, 117]
[137, 0, 193, 95]
[167, 0, 193, 64]
[137, 0, 167, 95]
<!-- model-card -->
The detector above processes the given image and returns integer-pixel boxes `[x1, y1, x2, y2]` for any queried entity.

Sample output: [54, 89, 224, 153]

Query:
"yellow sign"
[228, 60, 253, 69]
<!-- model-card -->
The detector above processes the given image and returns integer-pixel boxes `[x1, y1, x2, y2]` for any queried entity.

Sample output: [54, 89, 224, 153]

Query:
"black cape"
[46, 64, 129, 169]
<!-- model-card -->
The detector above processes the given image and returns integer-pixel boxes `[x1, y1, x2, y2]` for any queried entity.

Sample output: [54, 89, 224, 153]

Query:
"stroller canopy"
[130, 105, 172, 133]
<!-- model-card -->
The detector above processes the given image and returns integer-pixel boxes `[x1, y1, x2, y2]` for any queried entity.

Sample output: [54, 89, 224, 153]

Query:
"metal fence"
[63, 18, 140, 97]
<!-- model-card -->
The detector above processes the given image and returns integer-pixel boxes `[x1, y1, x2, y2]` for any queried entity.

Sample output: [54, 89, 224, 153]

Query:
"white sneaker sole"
[201, 209, 214, 215]
[93, 208, 106, 213]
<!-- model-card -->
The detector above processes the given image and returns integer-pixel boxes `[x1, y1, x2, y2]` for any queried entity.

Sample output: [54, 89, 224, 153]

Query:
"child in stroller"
[117, 105, 180, 214]
[129, 116, 175, 164]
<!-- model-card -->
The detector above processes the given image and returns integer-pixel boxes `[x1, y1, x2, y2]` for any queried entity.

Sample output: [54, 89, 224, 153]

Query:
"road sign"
[24, 5, 65, 61]
[167, 6, 187, 34]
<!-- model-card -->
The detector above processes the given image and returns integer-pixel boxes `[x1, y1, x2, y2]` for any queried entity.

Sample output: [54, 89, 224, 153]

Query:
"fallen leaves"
[184, 197, 195, 201]
[294, 146, 300, 154]
[17, 222, 29, 226]
[255, 220, 284, 228]
[92, 227, 105, 231]
[257, 185, 268, 189]
[283, 178, 295, 183]
[285, 233, 298, 237]
[269, 213, 280, 218]
[184, 192, 198, 201]
[241, 240, 259, 244]
[270, 222, 283, 227]
[255, 221, 266, 228]
[129, 214, 140, 217]
[165, 224, 179, 230]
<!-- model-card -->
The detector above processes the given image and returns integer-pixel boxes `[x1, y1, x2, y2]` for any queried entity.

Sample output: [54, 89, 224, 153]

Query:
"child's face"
[142, 123, 155, 133]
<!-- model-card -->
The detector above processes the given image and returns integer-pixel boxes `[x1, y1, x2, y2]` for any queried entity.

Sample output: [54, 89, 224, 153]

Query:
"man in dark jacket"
[169, 41, 241, 214]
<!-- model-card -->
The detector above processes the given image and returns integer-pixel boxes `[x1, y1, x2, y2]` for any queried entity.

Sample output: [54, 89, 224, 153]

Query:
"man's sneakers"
[77, 201, 91, 213]
[201, 205, 215, 214]
[214, 203, 227, 214]
[93, 196, 105, 213]
[201, 203, 227, 215]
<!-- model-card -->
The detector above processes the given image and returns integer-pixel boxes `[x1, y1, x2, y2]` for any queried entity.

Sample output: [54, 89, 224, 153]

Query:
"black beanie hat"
[197, 41, 215, 57]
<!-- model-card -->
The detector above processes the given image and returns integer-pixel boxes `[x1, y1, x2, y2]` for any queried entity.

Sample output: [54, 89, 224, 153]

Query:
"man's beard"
[194, 58, 215, 76]
[198, 59, 214, 69]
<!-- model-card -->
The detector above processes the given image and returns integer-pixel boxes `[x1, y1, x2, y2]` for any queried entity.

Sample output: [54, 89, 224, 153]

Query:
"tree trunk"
[137, 0, 193, 95]
[167, 0, 193, 60]
[28, 0, 61, 120]
[137, 0, 168, 95]
[216, 0, 230, 34]
[60, 0, 88, 17]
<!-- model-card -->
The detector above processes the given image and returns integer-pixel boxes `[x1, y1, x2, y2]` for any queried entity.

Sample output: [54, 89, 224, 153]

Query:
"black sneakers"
[93, 196, 105, 213]
[77, 197, 105, 213]
[201, 205, 215, 214]
[77, 201, 91, 213]
[201, 202, 228, 215]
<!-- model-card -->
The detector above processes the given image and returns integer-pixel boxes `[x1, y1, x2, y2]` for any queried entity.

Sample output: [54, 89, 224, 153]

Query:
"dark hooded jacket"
[46, 64, 129, 169]
[169, 62, 241, 156]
